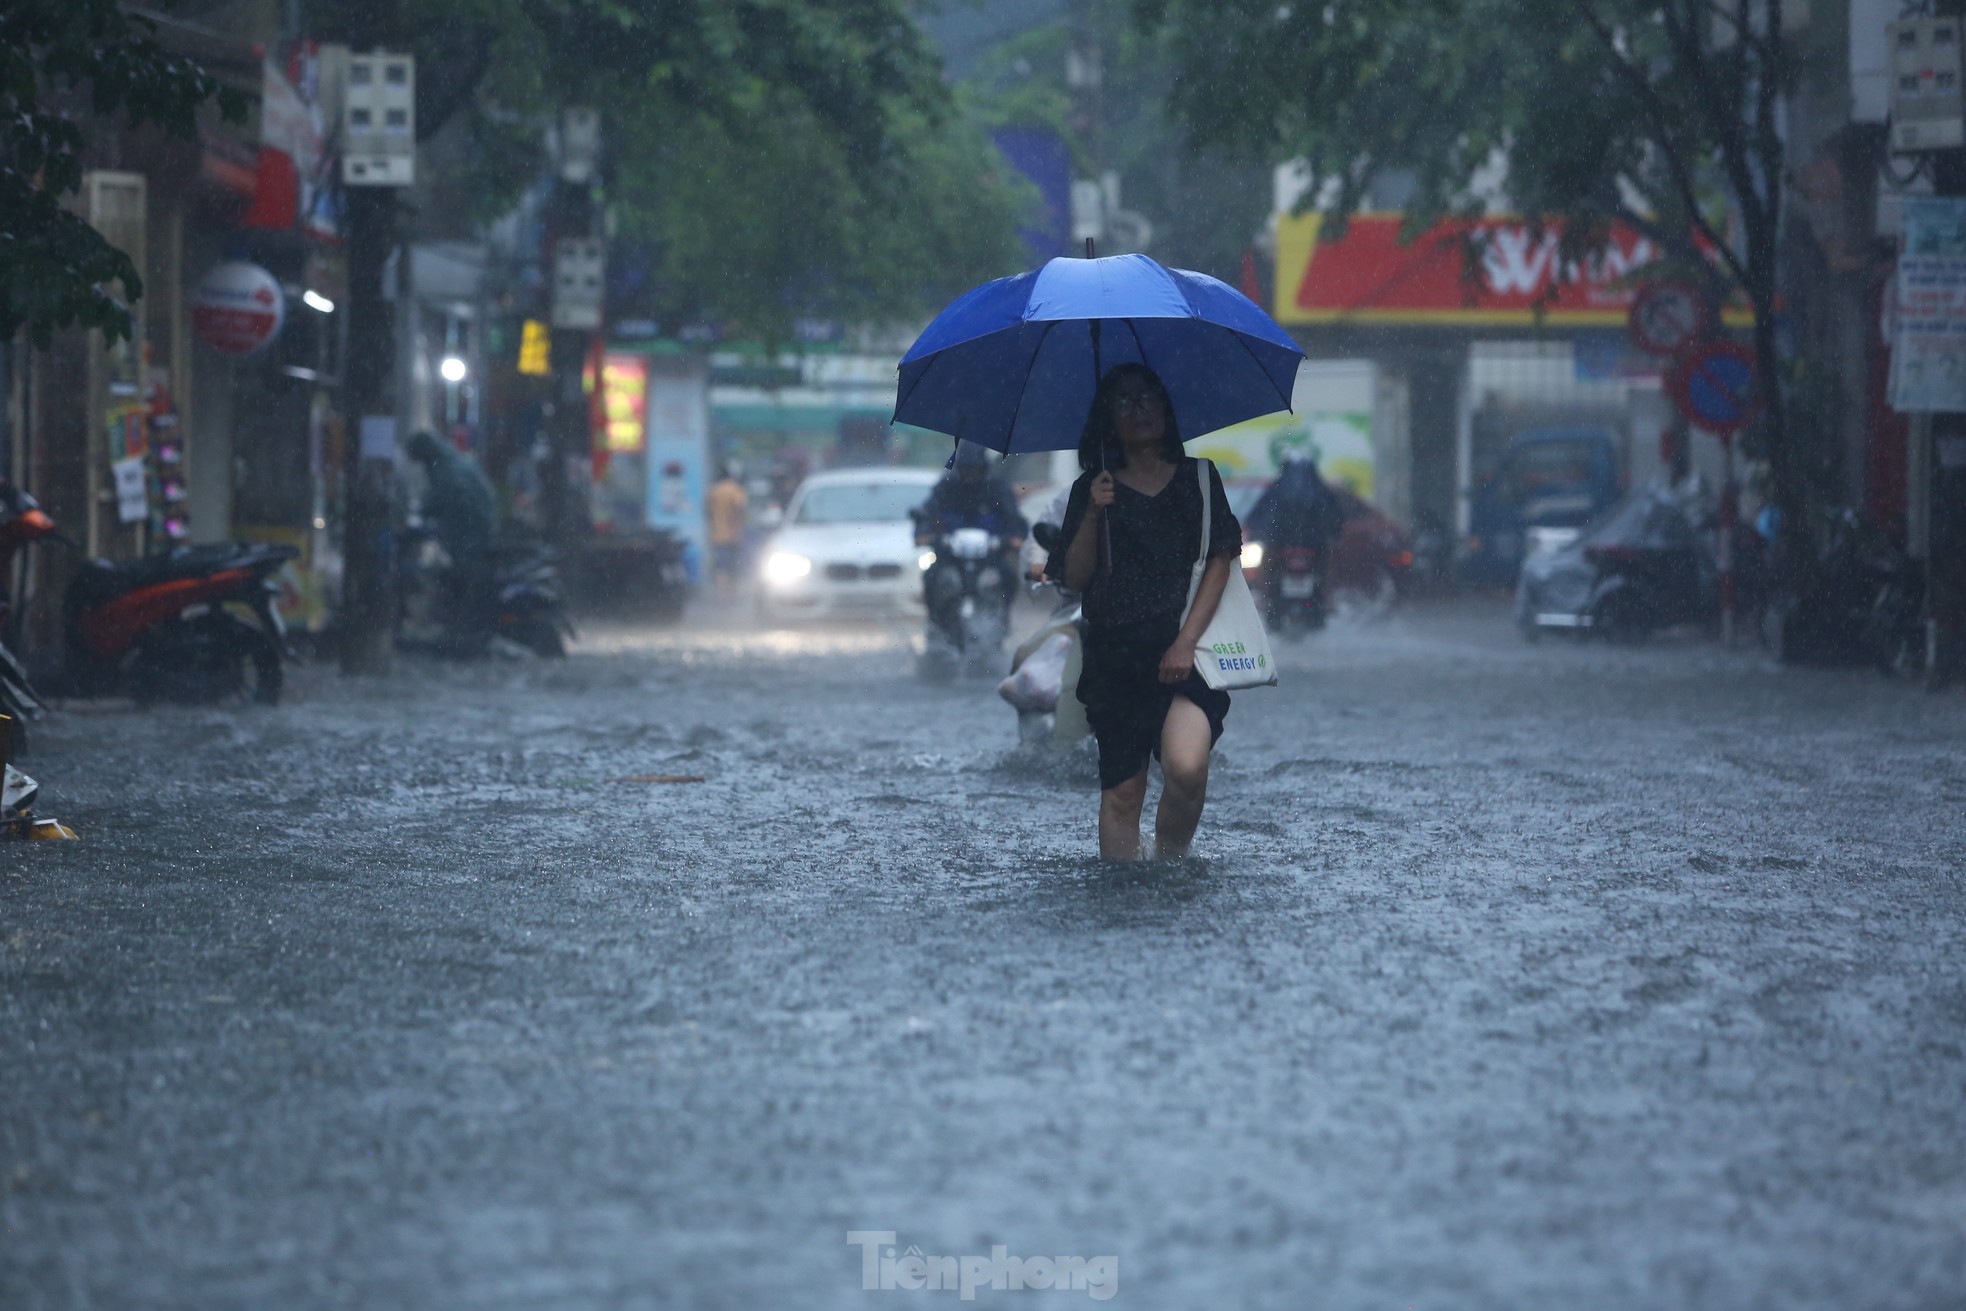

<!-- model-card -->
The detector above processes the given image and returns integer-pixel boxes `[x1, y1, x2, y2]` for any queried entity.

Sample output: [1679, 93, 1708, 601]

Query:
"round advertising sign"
[1628, 282, 1714, 357]
[1666, 339, 1762, 436]
[192, 261, 286, 356]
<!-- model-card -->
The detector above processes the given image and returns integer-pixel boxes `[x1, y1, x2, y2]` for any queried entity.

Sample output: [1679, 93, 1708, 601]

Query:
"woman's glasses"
[1113, 391, 1161, 417]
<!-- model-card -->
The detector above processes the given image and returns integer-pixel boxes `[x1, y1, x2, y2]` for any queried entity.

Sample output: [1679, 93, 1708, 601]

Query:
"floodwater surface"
[3, 602, 1963, 1309]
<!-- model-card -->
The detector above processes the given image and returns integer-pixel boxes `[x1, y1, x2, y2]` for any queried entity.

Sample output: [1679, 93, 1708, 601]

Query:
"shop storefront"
[1271, 211, 1751, 534]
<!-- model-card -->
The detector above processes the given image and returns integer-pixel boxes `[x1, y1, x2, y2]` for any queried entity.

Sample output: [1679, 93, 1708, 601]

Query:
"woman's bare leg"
[1154, 696, 1214, 859]
[1099, 769, 1149, 860]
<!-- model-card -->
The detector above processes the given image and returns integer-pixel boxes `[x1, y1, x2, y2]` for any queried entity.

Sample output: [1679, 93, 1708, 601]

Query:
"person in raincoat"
[406, 429, 496, 563]
[405, 429, 498, 629]
[915, 442, 1028, 645]
[1049, 364, 1242, 861]
[1241, 451, 1346, 619]
[1245, 452, 1344, 554]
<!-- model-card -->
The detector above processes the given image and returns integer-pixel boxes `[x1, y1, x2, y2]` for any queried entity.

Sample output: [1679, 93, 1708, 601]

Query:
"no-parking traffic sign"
[1665, 340, 1762, 436]
[1628, 282, 1714, 357]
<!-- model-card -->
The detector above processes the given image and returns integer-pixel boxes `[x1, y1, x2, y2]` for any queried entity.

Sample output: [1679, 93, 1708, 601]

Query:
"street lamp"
[439, 355, 468, 384]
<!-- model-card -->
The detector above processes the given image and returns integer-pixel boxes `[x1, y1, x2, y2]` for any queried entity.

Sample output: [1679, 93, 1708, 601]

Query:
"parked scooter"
[1863, 553, 1926, 677]
[1516, 485, 1715, 642]
[0, 484, 52, 734]
[1262, 545, 1328, 636]
[1761, 506, 1923, 670]
[0, 479, 294, 703]
[0, 637, 42, 735]
[396, 526, 575, 658]
[915, 517, 1012, 677]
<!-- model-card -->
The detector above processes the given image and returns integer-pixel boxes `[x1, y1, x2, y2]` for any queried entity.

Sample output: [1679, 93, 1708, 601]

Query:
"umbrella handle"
[1088, 317, 1115, 577]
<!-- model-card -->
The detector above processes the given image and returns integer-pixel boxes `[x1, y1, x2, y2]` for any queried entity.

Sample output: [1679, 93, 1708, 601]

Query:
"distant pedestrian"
[406, 429, 495, 563]
[1049, 364, 1243, 861]
[406, 428, 498, 631]
[707, 464, 749, 600]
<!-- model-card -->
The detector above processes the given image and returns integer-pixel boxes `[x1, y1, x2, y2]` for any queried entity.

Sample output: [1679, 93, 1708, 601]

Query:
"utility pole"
[339, 185, 396, 673]
[542, 107, 604, 550]
[1067, 0, 1105, 254]
[1925, 147, 1966, 688]
[334, 47, 417, 674]
[1064, 1, 1149, 258]
[1893, 7, 1966, 686]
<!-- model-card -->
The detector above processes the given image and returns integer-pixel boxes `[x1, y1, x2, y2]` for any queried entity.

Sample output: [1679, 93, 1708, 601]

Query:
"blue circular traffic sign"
[1666, 340, 1761, 435]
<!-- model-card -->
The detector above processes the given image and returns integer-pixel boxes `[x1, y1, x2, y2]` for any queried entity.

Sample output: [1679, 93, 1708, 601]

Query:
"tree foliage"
[1143, 0, 1804, 500]
[962, 12, 1272, 283]
[1147, 0, 1785, 279]
[309, 0, 1029, 335]
[0, 0, 245, 345]
[609, 84, 1029, 336]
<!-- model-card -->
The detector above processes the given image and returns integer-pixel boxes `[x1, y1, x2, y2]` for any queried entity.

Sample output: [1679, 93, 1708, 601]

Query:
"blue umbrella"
[894, 253, 1306, 454]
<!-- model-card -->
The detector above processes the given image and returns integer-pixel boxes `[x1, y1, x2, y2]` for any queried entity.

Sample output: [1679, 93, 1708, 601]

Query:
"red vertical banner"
[600, 353, 649, 454]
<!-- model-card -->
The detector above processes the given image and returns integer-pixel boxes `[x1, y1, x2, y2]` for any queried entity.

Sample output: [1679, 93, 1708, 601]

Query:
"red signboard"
[191, 261, 285, 356]
[1274, 213, 1748, 328]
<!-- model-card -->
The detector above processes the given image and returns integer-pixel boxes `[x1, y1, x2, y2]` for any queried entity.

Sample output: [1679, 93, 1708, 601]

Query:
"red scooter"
[0, 480, 295, 705]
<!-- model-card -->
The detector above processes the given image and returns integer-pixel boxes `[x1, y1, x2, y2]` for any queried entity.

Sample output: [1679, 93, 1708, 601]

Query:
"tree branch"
[1694, 0, 1775, 63]
[409, 24, 495, 142]
[1577, 3, 1754, 294]
[1653, 0, 1761, 238]
[1752, 0, 1785, 263]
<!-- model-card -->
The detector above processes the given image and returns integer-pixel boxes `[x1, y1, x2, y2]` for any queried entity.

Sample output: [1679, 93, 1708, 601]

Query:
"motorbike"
[1262, 545, 1328, 636]
[916, 516, 1013, 677]
[1862, 557, 1926, 678]
[0, 635, 42, 736]
[0, 479, 294, 704]
[998, 522, 1090, 745]
[1516, 486, 1715, 642]
[397, 526, 575, 658]
[1761, 506, 1923, 671]
[0, 484, 51, 736]
[1406, 512, 1455, 595]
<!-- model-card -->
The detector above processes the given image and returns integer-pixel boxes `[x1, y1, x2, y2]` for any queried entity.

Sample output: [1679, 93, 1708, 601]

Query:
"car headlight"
[762, 551, 812, 584]
[1240, 541, 1265, 570]
[917, 549, 936, 571]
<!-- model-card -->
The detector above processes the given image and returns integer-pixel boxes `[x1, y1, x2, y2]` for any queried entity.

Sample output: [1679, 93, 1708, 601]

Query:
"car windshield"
[1579, 489, 1696, 551]
[794, 481, 929, 524]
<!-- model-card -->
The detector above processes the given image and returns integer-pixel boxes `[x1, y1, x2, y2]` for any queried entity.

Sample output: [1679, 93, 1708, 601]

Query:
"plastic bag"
[998, 632, 1072, 712]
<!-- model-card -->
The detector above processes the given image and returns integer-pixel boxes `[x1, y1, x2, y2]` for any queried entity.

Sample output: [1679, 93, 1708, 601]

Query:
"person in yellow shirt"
[707, 465, 749, 599]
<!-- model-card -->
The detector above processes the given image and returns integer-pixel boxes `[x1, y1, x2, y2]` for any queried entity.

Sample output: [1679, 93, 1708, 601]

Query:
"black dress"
[1051, 457, 1243, 789]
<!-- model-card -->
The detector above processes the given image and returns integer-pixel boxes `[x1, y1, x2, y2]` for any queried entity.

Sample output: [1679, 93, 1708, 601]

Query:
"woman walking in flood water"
[1050, 363, 1243, 860]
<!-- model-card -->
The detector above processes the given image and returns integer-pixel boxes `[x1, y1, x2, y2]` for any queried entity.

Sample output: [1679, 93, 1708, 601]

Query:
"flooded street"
[4, 602, 1965, 1309]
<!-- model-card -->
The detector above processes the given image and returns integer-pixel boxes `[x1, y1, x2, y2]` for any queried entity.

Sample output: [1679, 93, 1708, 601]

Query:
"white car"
[756, 467, 941, 622]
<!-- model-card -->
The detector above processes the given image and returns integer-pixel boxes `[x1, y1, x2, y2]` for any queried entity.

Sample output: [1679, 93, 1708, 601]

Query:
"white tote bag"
[1182, 458, 1279, 690]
